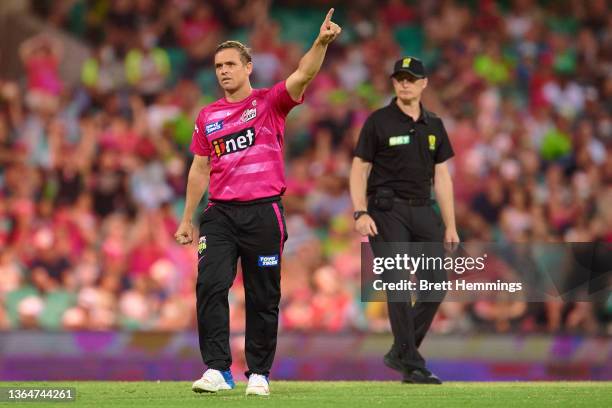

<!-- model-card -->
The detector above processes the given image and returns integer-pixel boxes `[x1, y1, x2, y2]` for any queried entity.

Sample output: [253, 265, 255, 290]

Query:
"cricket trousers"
[196, 197, 287, 377]
[368, 201, 446, 371]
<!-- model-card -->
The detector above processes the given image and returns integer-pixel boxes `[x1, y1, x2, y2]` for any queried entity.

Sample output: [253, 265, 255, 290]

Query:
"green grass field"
[1, 381, 611, 407]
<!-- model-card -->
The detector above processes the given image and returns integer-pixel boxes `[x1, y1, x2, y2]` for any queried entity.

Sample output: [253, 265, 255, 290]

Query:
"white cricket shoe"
[245, 374, 270, 396]
[192, 369, 235, 393]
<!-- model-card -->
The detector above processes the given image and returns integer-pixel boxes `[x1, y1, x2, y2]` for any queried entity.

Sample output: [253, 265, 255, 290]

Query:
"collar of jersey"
[223, 89, 255, 105]
[389, 98, 430, 124]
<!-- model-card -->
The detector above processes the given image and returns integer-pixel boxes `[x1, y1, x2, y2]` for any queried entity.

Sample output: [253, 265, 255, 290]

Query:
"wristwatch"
[353, 211, 368, 220]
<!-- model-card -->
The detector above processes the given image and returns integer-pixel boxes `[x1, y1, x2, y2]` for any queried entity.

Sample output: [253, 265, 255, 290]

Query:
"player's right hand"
[174, 221, 194, 245]
[355, 214, 378, 237]
[318, 8, 342, 46]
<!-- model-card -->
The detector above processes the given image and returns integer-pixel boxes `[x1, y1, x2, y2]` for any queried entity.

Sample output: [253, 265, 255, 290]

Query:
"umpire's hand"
[444, 228, 460, 252]
[355, 214, 378, 237]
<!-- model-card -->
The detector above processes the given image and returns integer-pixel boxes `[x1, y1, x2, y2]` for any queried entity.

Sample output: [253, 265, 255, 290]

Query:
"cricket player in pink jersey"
[174, 9, 341, 396]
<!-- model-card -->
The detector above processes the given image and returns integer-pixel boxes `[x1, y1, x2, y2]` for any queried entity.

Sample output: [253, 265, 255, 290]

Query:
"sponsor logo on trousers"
[258, 255, 279, 267]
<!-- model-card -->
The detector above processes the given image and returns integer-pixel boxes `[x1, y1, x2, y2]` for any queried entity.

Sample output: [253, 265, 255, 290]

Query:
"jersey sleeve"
[353, 115, 377, 162]
[268, 80, 304, 117]
[189, 110, 211, 156]
[434, 121, 454, 163]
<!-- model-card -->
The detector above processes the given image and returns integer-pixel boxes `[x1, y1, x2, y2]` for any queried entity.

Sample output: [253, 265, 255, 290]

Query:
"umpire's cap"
[391, 57, 426, 79]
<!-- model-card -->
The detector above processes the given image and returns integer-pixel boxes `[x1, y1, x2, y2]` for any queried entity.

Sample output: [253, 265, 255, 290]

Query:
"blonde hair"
[215, 40, 252, 64]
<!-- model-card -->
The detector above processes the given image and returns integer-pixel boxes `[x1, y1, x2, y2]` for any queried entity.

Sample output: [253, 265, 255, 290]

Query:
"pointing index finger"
[324, 8, 334, 28]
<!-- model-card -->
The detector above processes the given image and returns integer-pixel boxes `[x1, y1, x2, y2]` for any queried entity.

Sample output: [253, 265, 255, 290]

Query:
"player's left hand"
[444, 228, 460, 252]
[318, 8, 342, 45]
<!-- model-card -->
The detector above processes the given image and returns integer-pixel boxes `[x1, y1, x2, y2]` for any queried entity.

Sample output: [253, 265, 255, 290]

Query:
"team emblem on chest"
[428, 134, 436, 150]
[240, 107, 257, 123]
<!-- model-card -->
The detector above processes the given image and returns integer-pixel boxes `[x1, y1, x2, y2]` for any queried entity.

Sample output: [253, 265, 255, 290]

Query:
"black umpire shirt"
[354, 99, 454, 200]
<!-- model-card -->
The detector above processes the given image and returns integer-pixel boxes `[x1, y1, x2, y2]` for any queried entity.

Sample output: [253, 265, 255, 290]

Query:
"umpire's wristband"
[353, 211, 368, 221]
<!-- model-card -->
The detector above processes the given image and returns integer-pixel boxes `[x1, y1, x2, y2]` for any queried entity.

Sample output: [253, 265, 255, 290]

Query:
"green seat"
[195, 68, 218, 93]
[39, 290, 77, 330]
[166, 47, 188, 85]
[5, 286, 38, 328]
[272, 7, 326, 49]
[226, 28, 249, 45]
[119, 316, 144, 331]
[394, 25, 424, 58]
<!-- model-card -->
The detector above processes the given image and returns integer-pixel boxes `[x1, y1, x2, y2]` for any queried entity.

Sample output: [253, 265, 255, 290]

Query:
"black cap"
[391, 57, 426, 78]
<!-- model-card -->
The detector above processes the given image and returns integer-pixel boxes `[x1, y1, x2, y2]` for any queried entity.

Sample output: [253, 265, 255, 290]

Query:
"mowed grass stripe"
[0, 381, 610, 408]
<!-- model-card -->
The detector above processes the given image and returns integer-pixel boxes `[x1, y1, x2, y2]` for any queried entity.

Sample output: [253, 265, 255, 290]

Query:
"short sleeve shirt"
[190, 80, 303, 201]
[354, 99, 454, 200]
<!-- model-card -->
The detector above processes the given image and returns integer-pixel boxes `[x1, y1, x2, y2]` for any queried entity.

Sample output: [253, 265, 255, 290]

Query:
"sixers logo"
[212, 127, 255, 158]
[240, 108, 257, 123]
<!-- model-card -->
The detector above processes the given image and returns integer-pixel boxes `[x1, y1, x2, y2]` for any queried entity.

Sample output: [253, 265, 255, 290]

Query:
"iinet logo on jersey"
[212, 127, 255, 158]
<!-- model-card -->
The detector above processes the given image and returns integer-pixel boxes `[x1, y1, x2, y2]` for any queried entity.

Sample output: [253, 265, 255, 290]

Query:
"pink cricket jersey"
[190, 80, 303, 201]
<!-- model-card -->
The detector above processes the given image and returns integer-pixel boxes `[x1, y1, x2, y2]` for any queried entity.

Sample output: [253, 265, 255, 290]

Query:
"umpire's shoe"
[383, 345, 404, 372]
[383, 346, 442, 384]
[402, 368, 442, 384]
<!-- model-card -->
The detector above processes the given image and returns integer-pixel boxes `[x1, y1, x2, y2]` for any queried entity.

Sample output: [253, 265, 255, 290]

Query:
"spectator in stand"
[172, 2, 221, 78]
[81, 42, 126, 98]
[19, 34, 63, 112]
[125, 29, 171, 104]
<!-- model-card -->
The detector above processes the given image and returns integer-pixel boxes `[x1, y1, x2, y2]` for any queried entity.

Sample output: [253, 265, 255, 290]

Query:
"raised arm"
[285, 8, 342, 102]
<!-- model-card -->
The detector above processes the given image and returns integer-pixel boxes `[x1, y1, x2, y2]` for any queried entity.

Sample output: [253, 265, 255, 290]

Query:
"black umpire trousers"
[368, 201, 445, 371]
[196, 198, 287, 377]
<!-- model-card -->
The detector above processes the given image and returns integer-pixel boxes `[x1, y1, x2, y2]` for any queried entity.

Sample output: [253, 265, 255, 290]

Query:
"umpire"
[349, 57, 459, 384]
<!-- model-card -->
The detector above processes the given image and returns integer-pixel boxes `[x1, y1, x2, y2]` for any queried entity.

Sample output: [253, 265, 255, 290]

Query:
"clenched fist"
[174, 220, 195, 245]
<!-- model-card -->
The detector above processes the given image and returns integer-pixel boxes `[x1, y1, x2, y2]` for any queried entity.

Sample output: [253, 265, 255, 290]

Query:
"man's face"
[214, 48, 252, 92]
[391, 73, 427, 102]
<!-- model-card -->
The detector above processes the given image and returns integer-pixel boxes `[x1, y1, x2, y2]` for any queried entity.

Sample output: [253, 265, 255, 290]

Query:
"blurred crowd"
[0, 0, 611, 334]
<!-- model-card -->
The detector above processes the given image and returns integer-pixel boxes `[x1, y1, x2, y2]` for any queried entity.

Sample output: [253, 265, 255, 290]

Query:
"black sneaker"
[402, 368, 443, 385]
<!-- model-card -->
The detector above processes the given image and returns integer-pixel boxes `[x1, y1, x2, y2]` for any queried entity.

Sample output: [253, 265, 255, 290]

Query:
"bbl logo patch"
[258, 255, 279, 267]
[198, 236, 207, 254]
[428, 134, 436, 151]
[402, 57, 412, 68]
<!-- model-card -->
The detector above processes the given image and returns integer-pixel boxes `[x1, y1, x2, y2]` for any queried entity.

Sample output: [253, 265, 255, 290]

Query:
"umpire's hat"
[391, 57, 426, 78]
